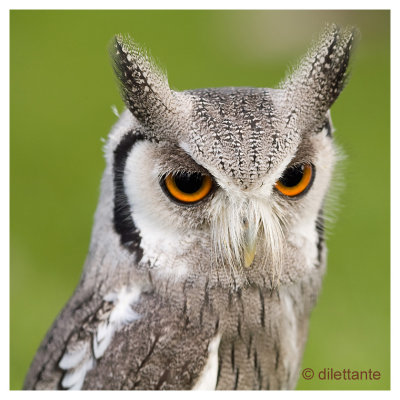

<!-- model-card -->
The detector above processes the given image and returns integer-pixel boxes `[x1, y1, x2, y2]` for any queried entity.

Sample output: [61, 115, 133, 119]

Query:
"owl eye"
[275, 163, 315, 197]
[162, 172, 213, 204]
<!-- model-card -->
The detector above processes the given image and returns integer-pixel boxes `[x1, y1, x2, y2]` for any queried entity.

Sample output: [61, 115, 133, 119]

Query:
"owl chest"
[216, 292, 304, 390]
[191, 282, 308, 390]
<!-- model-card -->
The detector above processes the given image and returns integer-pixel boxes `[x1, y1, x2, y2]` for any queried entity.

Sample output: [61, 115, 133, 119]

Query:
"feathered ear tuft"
[110, 35, 187, 131]
[280, 24, 357, 133]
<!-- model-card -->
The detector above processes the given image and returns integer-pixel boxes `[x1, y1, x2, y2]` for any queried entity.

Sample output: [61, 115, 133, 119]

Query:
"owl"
[24, 25, 354, 390]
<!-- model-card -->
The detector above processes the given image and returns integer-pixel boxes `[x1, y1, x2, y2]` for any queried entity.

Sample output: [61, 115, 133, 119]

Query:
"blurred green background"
[10, 10, 390, 390]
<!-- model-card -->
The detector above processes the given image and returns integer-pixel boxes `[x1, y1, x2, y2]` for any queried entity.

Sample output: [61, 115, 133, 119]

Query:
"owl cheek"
[287, 221, 319, 270]
[133, 213, 210, 281]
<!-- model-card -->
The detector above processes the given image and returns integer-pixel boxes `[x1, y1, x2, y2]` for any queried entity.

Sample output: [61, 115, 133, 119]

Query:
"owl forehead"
[182, 87, 301, 188]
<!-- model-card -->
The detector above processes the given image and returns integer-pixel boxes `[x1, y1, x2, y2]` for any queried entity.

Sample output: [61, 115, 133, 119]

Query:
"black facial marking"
[315, 208, 325, 267]
[323, 118, 332, 137]
[113, 130, 145, 259]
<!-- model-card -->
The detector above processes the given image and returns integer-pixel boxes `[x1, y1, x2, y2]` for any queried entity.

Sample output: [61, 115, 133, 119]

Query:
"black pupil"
[174, 173, 204, 194]
[280, 165, 305, 187]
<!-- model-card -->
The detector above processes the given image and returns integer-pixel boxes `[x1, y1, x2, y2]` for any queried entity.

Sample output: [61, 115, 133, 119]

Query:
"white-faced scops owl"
[24, 25, 355, 390]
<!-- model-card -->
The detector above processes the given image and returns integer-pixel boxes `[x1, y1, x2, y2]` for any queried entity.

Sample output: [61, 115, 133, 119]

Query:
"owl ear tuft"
[110, 35, 187, 131]
[280, 24, 357, 132]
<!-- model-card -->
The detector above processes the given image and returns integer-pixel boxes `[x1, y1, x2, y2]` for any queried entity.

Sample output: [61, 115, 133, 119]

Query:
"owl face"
[109, 101, 335, 289]
[99, 27, 353, 289]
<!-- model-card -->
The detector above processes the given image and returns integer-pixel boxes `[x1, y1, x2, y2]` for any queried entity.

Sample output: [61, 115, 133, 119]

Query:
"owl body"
[24, 26, 353, 390]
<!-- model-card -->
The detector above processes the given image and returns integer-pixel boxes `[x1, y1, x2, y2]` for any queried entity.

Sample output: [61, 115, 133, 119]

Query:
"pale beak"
[243, 219, 258, 268]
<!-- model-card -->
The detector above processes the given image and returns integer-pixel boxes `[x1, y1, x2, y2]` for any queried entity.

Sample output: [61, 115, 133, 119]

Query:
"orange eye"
[275, 163, 315, 197]
[163, 172, 213, 204]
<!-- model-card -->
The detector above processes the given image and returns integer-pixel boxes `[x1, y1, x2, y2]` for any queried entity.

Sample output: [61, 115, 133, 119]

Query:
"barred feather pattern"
[58, 285, 142, 390]
[281, 24, 355, 133]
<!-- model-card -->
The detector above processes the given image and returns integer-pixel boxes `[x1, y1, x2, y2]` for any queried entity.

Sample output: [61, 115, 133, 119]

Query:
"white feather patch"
[278, 289, 300, 389]
[61, 358, 94, 390]
[58, 342, 89, 370]
[93, 286, 141, 359]
[59, 284, 142, 390]
[192, 334, 222, 390]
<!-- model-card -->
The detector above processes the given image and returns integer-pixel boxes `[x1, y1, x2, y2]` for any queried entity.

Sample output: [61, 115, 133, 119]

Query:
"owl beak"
[244, 240, 257, 268]
[243, 219, 258, 268]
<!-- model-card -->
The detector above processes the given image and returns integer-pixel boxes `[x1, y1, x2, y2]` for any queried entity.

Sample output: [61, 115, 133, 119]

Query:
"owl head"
[82, 25, 354, 292]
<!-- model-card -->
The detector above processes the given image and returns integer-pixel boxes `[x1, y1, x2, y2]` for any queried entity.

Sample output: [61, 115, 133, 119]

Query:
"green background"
[10, 10, 390, 390]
